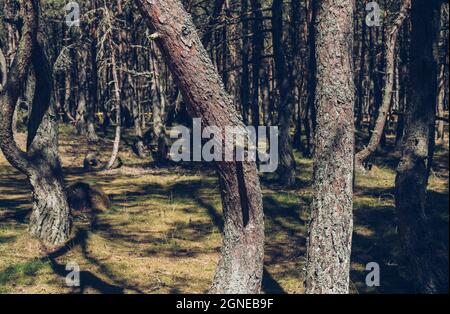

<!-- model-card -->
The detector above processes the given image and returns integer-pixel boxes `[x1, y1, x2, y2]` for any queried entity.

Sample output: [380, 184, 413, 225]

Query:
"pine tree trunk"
[75, 50, 87, 136]
[356, 14, 367, 129]
[305, 0, 355, 294]
[436, 8, 447, 145]
[28, 164, 71, 245]
[104, 7, 122, 170]
[0, 1, 71, 247]
[304, 0, 316, 158]
[272, 0, 296, 187]
[132, 99, 146, 158]
[0, 47, 7, 92]
[240, 0, 250, 125]
[87, 5, 99, 143]
[250, 0, 263, 130]
[27, 41, 72, 246]
[134, 0, 265, 294]
[394, 0, 446, 294]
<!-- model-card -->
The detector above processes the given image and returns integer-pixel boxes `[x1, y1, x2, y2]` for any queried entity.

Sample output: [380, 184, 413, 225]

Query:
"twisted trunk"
[0, 1, 71, 246]
[27, 41, 72, 245]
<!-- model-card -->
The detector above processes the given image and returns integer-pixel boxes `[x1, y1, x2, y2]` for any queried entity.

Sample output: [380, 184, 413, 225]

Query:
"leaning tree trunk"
[0, 0, 71, 246]
[134, 0, 265, 294]
[305, 0, 355, 294]
[395, 0, 446, 294]
[355, 0, 411, 170]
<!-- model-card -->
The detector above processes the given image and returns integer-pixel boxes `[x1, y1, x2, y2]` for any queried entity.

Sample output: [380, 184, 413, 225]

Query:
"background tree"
[395, 0, 447, 293]
[355, 0, 411, 170]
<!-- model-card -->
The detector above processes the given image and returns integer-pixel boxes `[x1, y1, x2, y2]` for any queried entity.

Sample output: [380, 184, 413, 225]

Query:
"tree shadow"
[45, 227, 144, 294]
[262, 267, 286, 294]
[351, 186, 449, 293]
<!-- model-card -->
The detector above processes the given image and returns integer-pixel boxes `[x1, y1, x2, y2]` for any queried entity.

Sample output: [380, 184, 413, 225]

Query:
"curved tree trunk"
[305, 0, 355, 294]
[0, 0, 71, 246]
[134, 0, 265, 294]
[355, 0, 411, 170]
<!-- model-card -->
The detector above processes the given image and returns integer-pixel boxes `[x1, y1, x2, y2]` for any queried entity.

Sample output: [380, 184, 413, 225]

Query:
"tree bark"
[356, 11, 367, 129]
[76, 49, 88, 136]
[149, 41, 167, 159]
[395, 0, 446, 294]
[304, 0, 316, 158]
[240, 0, 250, 125]
[355, 0, 411, 170]
[103, 6, 122, 170]
[0, 0, 71, 246]
[436, 5, 448, 146]
[305, 0, 355, 294]
[134, 0, 265, 294]
[250, 0, 263, 130]
[87, 2, 99, 143]
[0, 47, 7, 92]
[272, 0, 296, 187]
[104, 48, 122, 170]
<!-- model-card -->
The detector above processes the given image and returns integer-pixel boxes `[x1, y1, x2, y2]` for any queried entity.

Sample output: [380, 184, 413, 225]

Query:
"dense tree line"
[0, 0, 448, 293]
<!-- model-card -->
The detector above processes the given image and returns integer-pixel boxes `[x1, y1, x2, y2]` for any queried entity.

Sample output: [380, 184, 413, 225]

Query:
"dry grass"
[0, 126, 448, 294]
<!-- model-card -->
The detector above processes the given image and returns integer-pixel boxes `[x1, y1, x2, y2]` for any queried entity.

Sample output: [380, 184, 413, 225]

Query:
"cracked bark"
[0, 0, 71, 246]
[305, 0, 355, 294]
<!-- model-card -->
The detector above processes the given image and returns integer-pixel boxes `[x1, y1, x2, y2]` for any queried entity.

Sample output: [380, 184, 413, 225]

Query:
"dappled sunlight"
[0, 127, 448, 293]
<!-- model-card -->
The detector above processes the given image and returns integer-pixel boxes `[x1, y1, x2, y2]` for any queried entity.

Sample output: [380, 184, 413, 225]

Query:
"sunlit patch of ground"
[0, 127, 448, 293]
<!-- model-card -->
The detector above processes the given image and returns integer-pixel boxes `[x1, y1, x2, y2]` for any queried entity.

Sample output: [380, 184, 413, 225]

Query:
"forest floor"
[0, 125, 448, 294]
